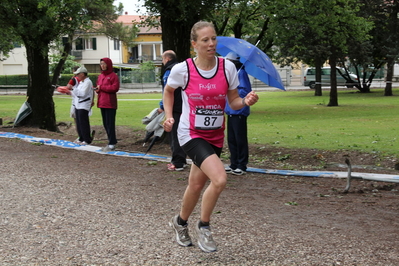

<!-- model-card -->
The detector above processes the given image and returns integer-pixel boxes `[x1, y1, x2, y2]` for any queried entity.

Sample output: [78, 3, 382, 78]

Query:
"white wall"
[75, 35, 110, 65]
[394, 64, 399, 77]
[0, 47, 28, 75]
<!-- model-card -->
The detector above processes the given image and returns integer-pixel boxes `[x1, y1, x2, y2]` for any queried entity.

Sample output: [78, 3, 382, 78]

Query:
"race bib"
[194, 108, 224, 130]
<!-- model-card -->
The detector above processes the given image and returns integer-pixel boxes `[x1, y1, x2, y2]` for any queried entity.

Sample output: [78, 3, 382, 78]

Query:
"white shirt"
[71, 77, 94, 111]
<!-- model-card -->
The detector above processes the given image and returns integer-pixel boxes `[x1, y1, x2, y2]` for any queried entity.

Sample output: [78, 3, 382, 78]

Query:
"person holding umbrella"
[224, 52, 252, 175]
[159, 50, 187, 171]
[163, 21, 259, 253]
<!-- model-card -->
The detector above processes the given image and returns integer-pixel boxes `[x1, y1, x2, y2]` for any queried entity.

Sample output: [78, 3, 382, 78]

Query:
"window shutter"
[76, 38, 84, 50]
[62, 37, 68, 46]
[92, 38, 97, 50]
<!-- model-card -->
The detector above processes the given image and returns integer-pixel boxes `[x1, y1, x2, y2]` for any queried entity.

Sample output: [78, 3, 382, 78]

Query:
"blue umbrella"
[216, 36, 285, 91]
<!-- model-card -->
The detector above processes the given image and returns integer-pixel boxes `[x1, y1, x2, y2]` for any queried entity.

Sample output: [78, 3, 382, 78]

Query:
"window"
[85, 38, 96, 50]
[155, 44, 162, 60]
[76, 38, 97, 50]
[141, 44, 153, 61]
[322, 68, 331, 75]
[114, 40, 120, 50]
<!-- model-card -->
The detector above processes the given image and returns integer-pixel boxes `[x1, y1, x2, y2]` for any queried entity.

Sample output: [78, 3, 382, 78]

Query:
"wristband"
[242, 97, 248, 106]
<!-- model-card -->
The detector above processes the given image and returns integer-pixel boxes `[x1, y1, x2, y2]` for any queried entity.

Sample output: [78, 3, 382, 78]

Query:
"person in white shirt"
[69, 66, 95, 145]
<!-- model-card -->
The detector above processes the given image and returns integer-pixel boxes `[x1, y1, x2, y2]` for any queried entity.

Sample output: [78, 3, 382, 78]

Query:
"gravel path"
[1, 136, 399, 265]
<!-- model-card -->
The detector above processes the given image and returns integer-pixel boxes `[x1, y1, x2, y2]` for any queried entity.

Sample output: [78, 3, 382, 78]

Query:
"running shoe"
[168, 164, 187, 171]
[196, 222, 217, 252]
[167, 163, 177, 171]
[225, 166, 232, 173]
[232, 168, 246, 175]
[101, 145, 115, 152]
[169, 215, 192, 247]
[175, 164, 187, 171]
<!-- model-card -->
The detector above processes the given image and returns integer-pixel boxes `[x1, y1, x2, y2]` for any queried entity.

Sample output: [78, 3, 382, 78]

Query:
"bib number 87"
[194, 108, 224, 130]
[204, 116, 218, 127]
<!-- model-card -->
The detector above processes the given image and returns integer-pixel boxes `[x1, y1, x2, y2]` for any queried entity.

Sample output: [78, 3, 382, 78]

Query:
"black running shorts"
[182, 138, 222, 168]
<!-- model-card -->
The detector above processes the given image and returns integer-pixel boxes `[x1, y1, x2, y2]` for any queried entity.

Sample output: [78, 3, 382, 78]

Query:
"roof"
[117, 15, 161, 35]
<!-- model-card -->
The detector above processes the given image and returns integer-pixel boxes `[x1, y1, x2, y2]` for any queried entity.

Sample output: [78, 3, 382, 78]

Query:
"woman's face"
[100, 61, 108, 71]
[192, 26, 217, 59]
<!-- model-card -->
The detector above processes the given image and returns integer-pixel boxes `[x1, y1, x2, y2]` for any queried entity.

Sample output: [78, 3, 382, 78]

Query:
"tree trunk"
[160, 10, 200, 61]
[354, 65, 369, 93]
[384, 0, 399, 96]
[384, 58, 394, 96]
[160, 17, 194, 61]
[314, 59, 323, 96]
[23, 45, 57, 131]
[327, 56, 338, 106]
[51, 38, 72, 86]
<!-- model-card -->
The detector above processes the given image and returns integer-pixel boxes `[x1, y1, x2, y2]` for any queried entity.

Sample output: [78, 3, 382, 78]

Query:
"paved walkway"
[1, 78, 399, 95]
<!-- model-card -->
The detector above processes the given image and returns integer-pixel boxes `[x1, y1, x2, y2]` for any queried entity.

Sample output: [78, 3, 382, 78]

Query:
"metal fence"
[118, 69, 159, 84]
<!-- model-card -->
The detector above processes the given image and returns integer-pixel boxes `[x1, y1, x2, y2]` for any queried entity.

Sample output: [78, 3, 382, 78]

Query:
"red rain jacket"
[96, 57, 120, 109]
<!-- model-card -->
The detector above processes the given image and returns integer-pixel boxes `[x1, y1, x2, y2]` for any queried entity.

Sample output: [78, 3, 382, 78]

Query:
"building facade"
[0, 15, 163, 75]
[116, 15, 163, 65]
[0, 43, 28, 75]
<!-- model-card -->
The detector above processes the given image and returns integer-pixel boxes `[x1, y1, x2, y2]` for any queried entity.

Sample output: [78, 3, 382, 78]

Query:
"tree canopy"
[0, 27, 20, 61]
[271, 0, 372, 104]
[142, 0, 224, 61]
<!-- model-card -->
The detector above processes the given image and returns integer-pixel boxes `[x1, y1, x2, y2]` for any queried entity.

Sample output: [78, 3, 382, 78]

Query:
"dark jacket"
[160, 59, 182, 113]
[225, 60, 252, 116]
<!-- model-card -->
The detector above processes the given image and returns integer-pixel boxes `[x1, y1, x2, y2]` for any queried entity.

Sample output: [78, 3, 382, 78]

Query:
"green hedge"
[58, 73, 101, 86]
[0, 74, 101, 86]
[0, 75, 29, 85]
[0, 70, 157, 87]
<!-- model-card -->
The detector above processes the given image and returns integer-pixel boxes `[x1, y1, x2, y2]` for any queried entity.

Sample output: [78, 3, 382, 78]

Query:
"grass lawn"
[1, 88, 398, 158]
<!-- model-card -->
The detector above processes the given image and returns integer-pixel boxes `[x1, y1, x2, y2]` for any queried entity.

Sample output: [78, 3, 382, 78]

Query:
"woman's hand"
[163, 117, 174, 132]
[243, 91, 259, 106]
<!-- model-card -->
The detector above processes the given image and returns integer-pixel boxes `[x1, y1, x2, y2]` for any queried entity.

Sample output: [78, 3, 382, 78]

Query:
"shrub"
[0, 75, 29, 85]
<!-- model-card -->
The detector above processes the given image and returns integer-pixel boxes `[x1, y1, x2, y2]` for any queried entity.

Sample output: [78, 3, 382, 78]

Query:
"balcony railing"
[70, 50, 82, 60]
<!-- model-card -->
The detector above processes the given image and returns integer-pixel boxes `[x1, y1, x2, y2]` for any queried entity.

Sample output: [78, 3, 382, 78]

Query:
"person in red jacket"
[95, 58, 120, 152]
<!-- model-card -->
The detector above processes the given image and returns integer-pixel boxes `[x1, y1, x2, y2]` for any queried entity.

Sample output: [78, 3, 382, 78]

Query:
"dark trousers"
[101, 108, 117, 145]
[75, 109, 92, 144]
[227, 115, 249, 171]
[170, 111, 186, 168]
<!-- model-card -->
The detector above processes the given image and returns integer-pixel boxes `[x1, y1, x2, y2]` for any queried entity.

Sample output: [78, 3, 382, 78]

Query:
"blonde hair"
[190, 21, 215, 42]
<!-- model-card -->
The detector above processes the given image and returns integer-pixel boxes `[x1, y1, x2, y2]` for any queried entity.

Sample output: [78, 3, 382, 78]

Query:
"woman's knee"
[188, 181, 206, 193]
[187, 171, 208, 193]
[210, 175, 227, 192]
